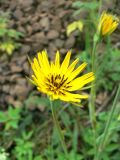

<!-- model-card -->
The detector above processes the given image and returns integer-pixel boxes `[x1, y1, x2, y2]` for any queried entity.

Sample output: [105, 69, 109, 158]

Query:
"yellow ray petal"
[60, 51, 71, 74]
[55, 50, 60, 68]
[59, 92, 88, 102]
[65, 58, 79, 77]
[32, 75, 44, 86]
[38, 51, 50, 75]
[67, 62, 87, 82]
[33, 57, 41, 72]
[41, 50, 50, 69]
[68, 72, 95, 91]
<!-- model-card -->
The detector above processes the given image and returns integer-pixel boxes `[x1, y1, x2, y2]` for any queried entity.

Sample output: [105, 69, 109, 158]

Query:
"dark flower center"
[46, 74, 70, 94]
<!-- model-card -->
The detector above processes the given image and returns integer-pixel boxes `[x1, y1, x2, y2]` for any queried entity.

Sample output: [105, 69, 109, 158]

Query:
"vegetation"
[0, 1, 120, 160]
[0, 12, 23, 55]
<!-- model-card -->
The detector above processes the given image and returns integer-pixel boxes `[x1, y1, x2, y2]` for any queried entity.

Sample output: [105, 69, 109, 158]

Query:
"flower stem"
[90, 36, 98, 124]
[94, 84, 120, 160]
[89, 34, 99, 155]
[50, 100, 69, 159]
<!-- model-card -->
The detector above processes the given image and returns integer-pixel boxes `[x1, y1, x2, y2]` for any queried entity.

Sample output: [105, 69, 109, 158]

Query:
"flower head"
[98, 12, 119, 36]
[29, 50, 95, 102]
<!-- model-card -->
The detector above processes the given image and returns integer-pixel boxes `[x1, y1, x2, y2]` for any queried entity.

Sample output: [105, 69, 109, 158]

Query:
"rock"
[23, 61, 30, 74]
[18, 17, 27, 25]
[31, 14, 40, 23]
[39, 1, 52, 11]
[26, 25, 33, 35]
[9, 0, 17, 10]
[16, 78, 27, 86]
[57, 0, 66, 6]
[20, 45, 31, 53]
[0, 75, 10, 83]
[47, 30, 59, 40]
[32, 22, 41, 32]
[60, 48, 66, 54]
[18, 26, 26, 34]
[48, 43, 57, 58]
[13, 8, 23, 20]
[18, 0, 34, 8]
[11, 65, 23, 73]
[2, 85, 10, 93]
[58, 10, 70, 18]
[32, 32, 48, 44]
[14, 55, 27, 65]
[65, 36, 75, 49]
[32, 43, 43, 51]
[5, 95, 22, 107]
[51, 18, 62, 31]
[39, 12, 48, 18]
[10, 74, 21, 82]
[54, 39, 64, 48]
[10, 84, 28, 100]
[5, 95, 15, 105]
[40, 17, 50, 31]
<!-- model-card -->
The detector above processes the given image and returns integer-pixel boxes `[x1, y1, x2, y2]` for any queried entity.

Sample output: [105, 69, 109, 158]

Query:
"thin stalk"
[90, 37, 98, 125]
[89, 34, 98, 142]
[50, 100, 69, 159]
[94, 84, 120, 160]
[98, 0, 102, 14]
[89, 34, 99, 155]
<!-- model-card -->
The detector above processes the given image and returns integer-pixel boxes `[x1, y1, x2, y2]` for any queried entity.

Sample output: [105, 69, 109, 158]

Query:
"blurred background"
[0, 0, 120, 108]
[0, 0, 120, 160]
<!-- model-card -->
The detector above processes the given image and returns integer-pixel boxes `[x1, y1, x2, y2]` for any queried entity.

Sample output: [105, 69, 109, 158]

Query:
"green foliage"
[25, 94, 49, 109]
[76, 43, 120, 92]
[67, 20, 83, 36]
[0, 148, 9, 160]
[33, 156, 43, 160]
[97, 47, 120, 91]
[73, 1, 99, 10]
[14, 131, 43, 160]
[14, 131, 34, 160]
[72, 1, 99, 17]
[0, 13, 23, 55]
[79, 102, 120, 160]
[0, 106, 21, 130]
[0, 99, 120, 160]
[56, 150, 83, 160]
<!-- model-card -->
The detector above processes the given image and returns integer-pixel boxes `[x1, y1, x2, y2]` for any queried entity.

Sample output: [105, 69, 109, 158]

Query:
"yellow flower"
[29, 50, 95, 102]
[98, 12, 119, 36]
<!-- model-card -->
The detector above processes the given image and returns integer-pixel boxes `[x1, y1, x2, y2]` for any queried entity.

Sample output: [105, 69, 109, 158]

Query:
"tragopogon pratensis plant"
[97, 12, 119, 36]
[29, 50, 95, 102]
[28, 50, 95, 159]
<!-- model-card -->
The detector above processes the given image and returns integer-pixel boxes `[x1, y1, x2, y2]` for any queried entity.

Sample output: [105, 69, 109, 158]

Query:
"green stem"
[94, 84, 120, 160]
[90, 36, 98, 125]
[50, 100, 69, 159]
[98, 0, 102, 14]
[89, 34, 99, 155]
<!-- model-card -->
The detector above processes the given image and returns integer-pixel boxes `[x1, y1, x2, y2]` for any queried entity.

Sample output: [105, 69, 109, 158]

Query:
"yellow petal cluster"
[98, 12, 119, 36]
[29, 50, 95, 103]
